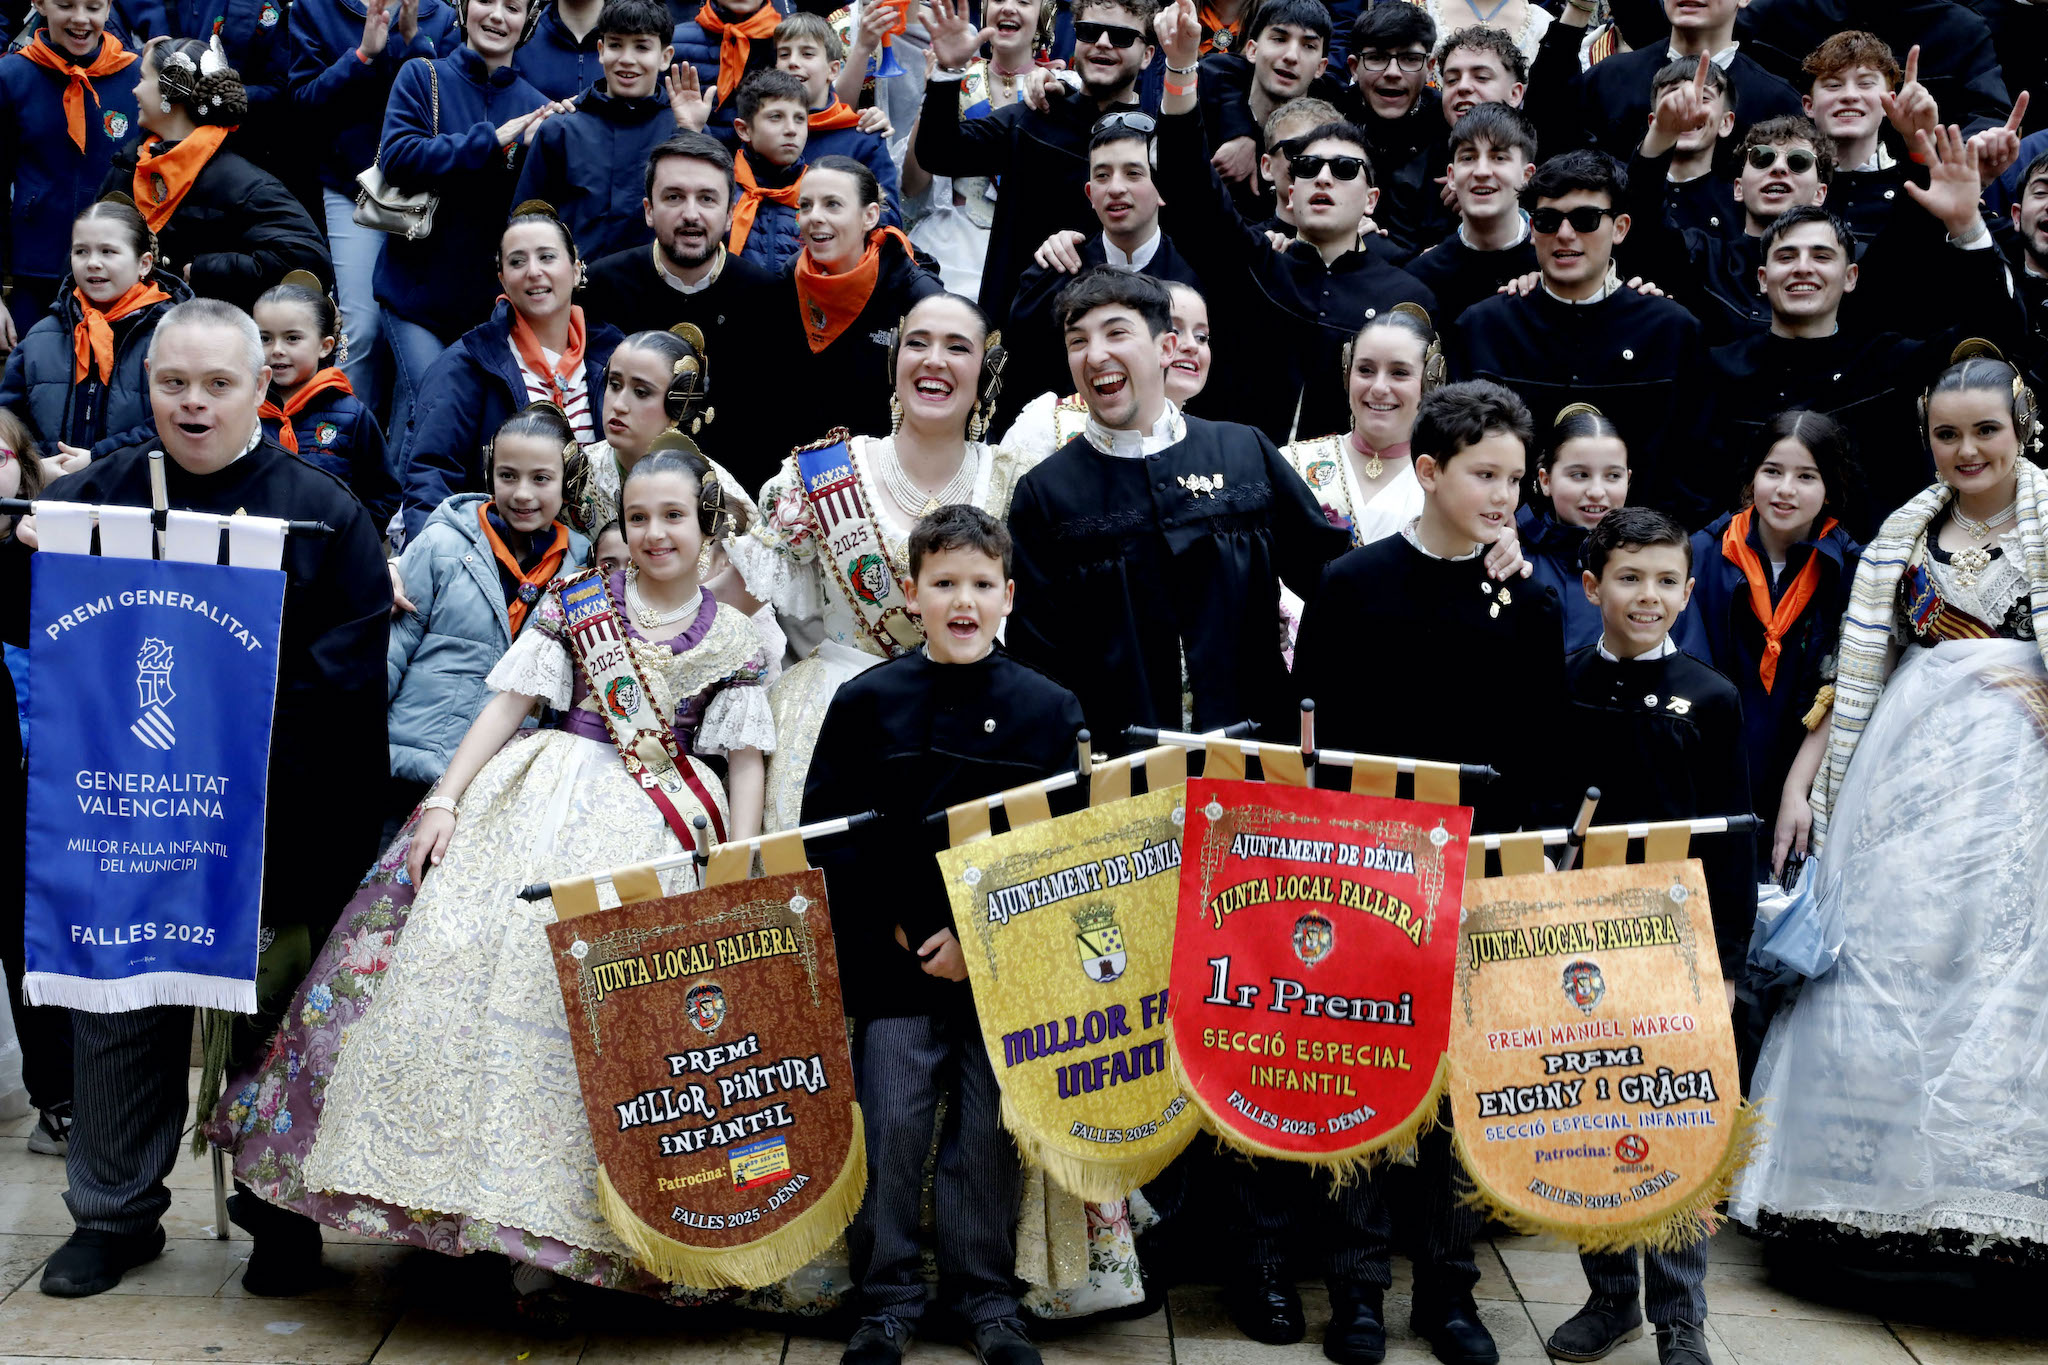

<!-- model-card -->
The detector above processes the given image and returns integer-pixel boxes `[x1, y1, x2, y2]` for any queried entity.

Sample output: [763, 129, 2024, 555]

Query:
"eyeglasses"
[1529, 205, 1617, 235]
[1074, 20, 1145, 48]
[1093, 110, 1158, 137]
[1745, 145, 1818, 175]
[1357, 50, 1428, 73]
[1288, 153, 1369, 182]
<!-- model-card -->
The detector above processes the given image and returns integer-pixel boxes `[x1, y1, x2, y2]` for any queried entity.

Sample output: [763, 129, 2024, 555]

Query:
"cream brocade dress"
[734, 436, 1037, 833]
[301, 582, 776, 1258]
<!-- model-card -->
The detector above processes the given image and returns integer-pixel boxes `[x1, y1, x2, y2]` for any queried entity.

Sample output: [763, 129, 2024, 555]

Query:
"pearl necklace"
[624, 570, 699, 629]
[1954, 498, 2018, 541]
[874, 437, 980, 519]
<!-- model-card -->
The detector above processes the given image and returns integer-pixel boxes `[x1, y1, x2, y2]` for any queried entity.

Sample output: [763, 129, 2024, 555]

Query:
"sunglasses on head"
[1288, 153, 1368, 182]
[1358, 50, 1428, 73]
[1745, 145, 1817, 175]
[1093, 110, 1158, 137]
[1074, 20, 1145, 48]
[1529, 205, 1616, 235]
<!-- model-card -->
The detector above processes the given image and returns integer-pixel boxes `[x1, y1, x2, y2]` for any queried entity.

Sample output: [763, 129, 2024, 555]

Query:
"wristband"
[1948, 221, 1989, 247]
[1165, 74, 1197, 97]
[420, 795, 459, 817]
[932, 65, 969, 83]
[1165, 60, 1198, 75]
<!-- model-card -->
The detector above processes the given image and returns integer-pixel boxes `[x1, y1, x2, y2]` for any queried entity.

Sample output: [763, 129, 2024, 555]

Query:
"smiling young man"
[11, 301, 390, 1300]
[1005, 266, 1348, 753]
[1190, 0, 1332, 216]
[1154, 0, 1434, 442]
[511, 0, 685, 262]
[2009, 150, 2048, 406]
[1648, 55, 1739, 237]
[915, 0, 1157, 330]
[1452, 150, 1709, 522]
[1405, 101, 1540, 321]
[1332, 4, 1442, 254]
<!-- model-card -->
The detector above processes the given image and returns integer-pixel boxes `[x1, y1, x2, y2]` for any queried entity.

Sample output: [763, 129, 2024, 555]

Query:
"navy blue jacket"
[373, 48, 548, 341]
[0, 34, 143, 282]
[732, 151, 804, 274]
[0, 269, 189, 458]
[804, 121, 902, 216]
[669, 0, 794, 134]
[1683, 511, 1860, 835]
[512, 0, 604, 100]
[1515, 506, 1603, 655]
[399, 300, 622, 540]
[262, 376, 399, 524]
[133, 0, 291, 125]
[287, 0, 462, 198]
[512, 85, 679, 262]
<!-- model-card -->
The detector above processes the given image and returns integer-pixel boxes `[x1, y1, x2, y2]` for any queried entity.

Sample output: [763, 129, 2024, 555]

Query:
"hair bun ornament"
[279, 269, 324, 291]
[1553, 401, 1606, 426]
[98, 190, 137, 208]
[669, 321, 708, 355]
[511, 198, 563, 221]
[1390, 301, 1435, 331]
[1950, 337, 2006, 365]
[201, 33, 230, 77]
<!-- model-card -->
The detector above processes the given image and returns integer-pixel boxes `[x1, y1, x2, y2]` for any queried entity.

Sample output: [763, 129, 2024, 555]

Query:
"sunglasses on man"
[1093, 110, 1158, 137]
[1287, 153, 1369, 182]
[1074, 20, 1145, 48]
[1745, 144, 1818, 175]
[1529, 205, 1617, 235]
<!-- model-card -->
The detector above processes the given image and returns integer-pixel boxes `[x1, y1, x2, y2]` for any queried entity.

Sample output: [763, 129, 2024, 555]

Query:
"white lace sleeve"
[731, 459, 828, 622]
[696, 680, 777, 756]
[998, 392, 1060, 467]
[485, 625, 575, 707]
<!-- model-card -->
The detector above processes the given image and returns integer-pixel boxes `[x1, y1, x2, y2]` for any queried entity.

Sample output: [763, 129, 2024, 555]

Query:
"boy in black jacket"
[1545, 505, 1749, 1365]
[803, 506, 1086, 1365]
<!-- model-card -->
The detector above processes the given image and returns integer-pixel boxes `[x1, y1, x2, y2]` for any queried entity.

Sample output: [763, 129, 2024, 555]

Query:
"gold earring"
[967, 401, 989, 442]
[697, 542, 715, 577]
[889, 394, 904, 435]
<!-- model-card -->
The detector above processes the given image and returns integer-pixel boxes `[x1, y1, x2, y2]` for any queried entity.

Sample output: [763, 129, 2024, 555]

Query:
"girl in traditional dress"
[1515, 403, 1629, 653]
[1001, 280, 1211, 459]
[736, 290, 1032, 831]
[254, 274, 397, 522]
[1732, 354, 2048, 1261]
[209, 445, 775, 1309]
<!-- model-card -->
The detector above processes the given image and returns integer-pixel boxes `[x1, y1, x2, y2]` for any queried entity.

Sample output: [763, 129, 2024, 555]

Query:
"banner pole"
[147, 452, 168, 558]
[1555, 788, 1602, 872]
[1075, 728, 1092, 781]
[514, 811, 881, 901]
[0, 499, 337, 536]
[1299, 699, 1316, 771]
[1472, 813, 1755, 853]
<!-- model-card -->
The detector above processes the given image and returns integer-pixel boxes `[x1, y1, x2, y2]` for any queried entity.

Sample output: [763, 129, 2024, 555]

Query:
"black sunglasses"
[1288, 153, 1368, 182]
[1529, 205, 1617, 235]
[1093, 110, 1158, 137]
[1357, 50, 1428, 73]
[1745, 144, 1818, 175]
[1074, 20, 1145, 48]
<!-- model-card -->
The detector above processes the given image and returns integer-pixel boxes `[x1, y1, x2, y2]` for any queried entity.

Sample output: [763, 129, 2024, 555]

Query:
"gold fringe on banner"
[1453, 1101, 1766, 1253]
[1170, 1049, 1448, 1179]
[596, 1110, 868, 1288]
[996, 1090, 1193, 1203]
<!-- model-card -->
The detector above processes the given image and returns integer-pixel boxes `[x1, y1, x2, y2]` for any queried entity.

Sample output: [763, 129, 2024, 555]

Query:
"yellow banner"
[936, 787, 1200, 1200]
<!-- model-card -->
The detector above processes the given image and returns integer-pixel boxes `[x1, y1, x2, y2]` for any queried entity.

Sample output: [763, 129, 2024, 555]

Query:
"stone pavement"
[2, 1099, 2044, 1365]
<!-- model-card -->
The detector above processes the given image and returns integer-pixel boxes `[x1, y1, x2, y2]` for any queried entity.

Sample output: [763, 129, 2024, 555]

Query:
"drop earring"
[889, 394, 904, 435]
[696, 543, 715, 577]
[159, 97, 172, 113]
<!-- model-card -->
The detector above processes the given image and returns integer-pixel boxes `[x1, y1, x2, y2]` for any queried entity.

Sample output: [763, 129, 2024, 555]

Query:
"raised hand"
[921, 0, 994, 72]
[1211, 135, 1257, 182]
[1155, 0, 1200, 72]
[1905, 123, 1990, 238]
[1880, 44, 1939, 150]
[667, 62, 712, 131]
[360, 0, 391, 57]
[857, 104, 893, 136]
[1967, 91, 2029, 189]
[1643, 53, 1711, 156]
[395, 0, 420, 43]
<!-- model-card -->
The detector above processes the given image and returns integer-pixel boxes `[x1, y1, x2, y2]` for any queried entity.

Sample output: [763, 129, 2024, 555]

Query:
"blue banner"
[24, 552, 285, 1012]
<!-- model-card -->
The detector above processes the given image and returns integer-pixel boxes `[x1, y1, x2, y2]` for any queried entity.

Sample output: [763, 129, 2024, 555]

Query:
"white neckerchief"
[1541, 267, 1622, 306]
[657, 243, 726, 296]
[1084, 399, 1186, 458]
[1666, 40, 1738, 69]
[1596, 634, 1678, 662]
[1398, 517, 1483, 561]
[1460, 210, 1530, 252]
[1104, 226, 1163, 271]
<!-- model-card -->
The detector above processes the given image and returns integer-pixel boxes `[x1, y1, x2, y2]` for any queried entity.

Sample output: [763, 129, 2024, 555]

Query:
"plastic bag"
[0, 985, 28, 1121]
[1748, 861, 1842, 981]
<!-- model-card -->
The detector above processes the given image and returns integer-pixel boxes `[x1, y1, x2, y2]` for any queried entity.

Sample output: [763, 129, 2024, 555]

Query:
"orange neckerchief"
[505, 303, 588, 410]
[71, 279, 168, 383]
[259, 368, 354, 455]
[808, 99, 861, 131]
[20, 30, 136, 151]
[478, 502, 570, 635]
[793, 226, 913, 354]
[729, 152, 803, 255]
[1198, 3, 1242, 53]
[1721, 505, 1839, 694]
[696, 0, 781, 108]
[133, 125, 236, 231]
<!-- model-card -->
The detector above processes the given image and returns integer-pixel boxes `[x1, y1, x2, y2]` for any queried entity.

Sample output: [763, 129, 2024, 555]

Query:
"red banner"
[1168, 779, 1470, 1165]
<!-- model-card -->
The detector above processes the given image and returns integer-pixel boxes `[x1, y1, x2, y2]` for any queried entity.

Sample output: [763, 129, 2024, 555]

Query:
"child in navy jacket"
[254, 276, 399, 524]
[1516, 404, 1633, 654]
[774, 11, 900, 215]
[512, 0, 603, 97]
[668, 0, 790, 135]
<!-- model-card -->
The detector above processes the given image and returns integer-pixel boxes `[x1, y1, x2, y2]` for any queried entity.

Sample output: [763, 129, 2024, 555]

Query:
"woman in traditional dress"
[1732, 353, 2048, 1261]
[208, 445, 776, 1309]
[735, 290, 1034, 832]
[1001, 280, 1211, 459]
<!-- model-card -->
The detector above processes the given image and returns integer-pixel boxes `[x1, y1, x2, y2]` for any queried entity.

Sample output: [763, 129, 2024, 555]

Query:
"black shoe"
[227, 1191, 331, 1297]
[1224, 1265, 1305, 1345]
[971, 1316, 1043, 1365]
[1409, 1292, 1499, 1365]
[27, 1102, 71, 1156]
[1547, 1294, 1645, 1361]
[1322, 1280, 1387, 1364]
[39, 1226, 166, 1297]
[841, 1317, 909, 1365]
[1656, 1321, 1714, 1365]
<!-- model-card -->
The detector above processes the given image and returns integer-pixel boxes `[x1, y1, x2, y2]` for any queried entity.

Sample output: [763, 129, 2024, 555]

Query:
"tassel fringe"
[1452, 1099, 1767, 1252]
[997, 1089, 1200, 1202]
[595, 1107, 866, 1289]
[23, 969, 255, 1014]
[1170, 1050, 1448, 1178]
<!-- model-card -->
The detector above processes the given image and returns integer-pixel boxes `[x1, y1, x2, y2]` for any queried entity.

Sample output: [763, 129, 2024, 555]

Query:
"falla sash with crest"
[558, 569, 728, 844]
[794, 430, 926, 657]
[1285, 434, 1363, 546]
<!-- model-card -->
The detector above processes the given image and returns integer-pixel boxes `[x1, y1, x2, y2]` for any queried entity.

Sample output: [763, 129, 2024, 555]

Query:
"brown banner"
[545, 869, 863, 1287]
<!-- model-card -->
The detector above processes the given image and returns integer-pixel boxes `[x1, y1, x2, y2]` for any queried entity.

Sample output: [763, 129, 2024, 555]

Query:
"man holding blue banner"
[0, 300, 391, 1300]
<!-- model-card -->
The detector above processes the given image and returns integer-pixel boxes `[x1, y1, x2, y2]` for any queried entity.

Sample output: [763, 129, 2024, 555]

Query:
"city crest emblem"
[686, 981, 727, 1034]
[1292, 909, 1335, 967]
[1073, 904, 1126, 984]
[104, 111, 129, 139]
[130, 638, 176, 750]
[314, 421, 339, 446]
[848, 552, 889, 607]
[1561, 959, 1606, 1015]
